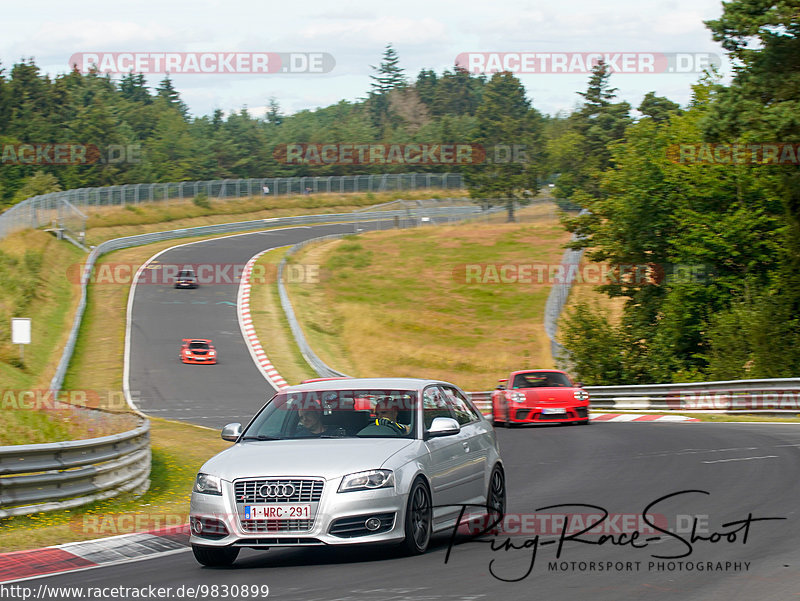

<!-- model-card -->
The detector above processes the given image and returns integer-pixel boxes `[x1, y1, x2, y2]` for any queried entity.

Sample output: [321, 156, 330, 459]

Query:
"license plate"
[541, 408, 566, 415]
[244, 504, 312, 520]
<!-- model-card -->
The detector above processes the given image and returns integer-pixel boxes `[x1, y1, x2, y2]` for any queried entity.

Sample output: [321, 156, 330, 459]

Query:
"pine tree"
[266, 97, 283, 126]
[119, 73, 151, 104]
[156, 76, 188, 117]
[369, 44, 407, 95]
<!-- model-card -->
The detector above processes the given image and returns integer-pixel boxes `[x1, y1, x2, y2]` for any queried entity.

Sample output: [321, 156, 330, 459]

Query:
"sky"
[1, 0, 732, 119]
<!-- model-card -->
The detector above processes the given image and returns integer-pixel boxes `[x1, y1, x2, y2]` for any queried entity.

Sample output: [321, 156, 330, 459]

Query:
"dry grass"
[559, 259, 627, 326]
[285, 203, 572, 391]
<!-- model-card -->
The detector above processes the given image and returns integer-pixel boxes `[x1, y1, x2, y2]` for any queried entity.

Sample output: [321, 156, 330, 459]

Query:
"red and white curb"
[590, 413, 700, 423]
[0, 527, 189, 583]
[237, 250, 290, 390]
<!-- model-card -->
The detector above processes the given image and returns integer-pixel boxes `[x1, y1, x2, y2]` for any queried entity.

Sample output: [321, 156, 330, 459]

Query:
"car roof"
[511, 369, 569, 376]
[184, 338, 212, 343]
[283, 377, 455, 392]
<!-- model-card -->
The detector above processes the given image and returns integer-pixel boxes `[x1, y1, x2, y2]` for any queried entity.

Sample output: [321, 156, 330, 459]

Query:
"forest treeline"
[1, 0, 797, 383]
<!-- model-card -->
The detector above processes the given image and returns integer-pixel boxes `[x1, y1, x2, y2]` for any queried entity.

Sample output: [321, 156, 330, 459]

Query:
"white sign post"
[11, 318, 31, 363]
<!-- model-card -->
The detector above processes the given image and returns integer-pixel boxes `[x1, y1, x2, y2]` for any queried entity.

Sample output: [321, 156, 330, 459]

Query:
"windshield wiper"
[241, 435, 283, 441]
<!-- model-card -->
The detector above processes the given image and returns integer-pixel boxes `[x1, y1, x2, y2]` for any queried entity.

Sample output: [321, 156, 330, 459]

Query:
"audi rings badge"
[259, 483, 296, 499]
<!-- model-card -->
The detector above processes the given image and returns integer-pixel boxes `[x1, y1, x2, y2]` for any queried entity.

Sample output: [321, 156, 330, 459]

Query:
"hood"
[200, 438, 416, 482]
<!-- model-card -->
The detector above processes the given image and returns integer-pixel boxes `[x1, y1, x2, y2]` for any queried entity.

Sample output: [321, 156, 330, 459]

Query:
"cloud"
[297, 17, 449, 47]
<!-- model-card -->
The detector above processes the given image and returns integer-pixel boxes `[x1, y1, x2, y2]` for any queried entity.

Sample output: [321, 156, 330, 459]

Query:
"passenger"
[296, 401, 327, 436]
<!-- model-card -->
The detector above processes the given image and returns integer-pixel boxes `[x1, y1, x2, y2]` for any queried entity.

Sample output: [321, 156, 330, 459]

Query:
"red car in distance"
[181, 339, 217, 364]
[491, 369, 590, 426]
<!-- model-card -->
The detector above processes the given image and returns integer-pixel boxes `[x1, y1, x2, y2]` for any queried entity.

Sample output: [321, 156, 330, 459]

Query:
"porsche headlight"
[194, 473, 223, 496]
[338, 469, 394, 493]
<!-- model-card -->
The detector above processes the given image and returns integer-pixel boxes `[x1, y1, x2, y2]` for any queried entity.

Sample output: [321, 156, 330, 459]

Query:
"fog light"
[364, 517, 382, 531]
[191, 517, 203, 534]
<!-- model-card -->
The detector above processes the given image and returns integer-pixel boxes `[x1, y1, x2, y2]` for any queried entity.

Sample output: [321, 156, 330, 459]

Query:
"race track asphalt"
[128, 221, 387, 428]
[21, 423, 800, 600]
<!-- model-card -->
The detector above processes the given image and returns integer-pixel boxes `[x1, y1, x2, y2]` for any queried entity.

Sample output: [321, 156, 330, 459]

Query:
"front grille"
[515, 409, 532, 420]
[537, 412, 569, 420]
[234, 479, 324, 504]
[241, 519, 314, 533]
[233, 537, 322, 547]
[192, 350, 208, 355]
[329, 513, 395, 538]
[575, 407, 588, 418]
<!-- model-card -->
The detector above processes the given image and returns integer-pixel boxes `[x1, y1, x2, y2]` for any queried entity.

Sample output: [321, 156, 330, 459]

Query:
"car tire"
[580, 419, 591, 425]
[487, 465, 506, 520]
[401, 478, 432, 555]
[191, 544, 240, 567]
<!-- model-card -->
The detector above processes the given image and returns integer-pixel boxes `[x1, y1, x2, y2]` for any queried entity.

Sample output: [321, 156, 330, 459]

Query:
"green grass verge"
[0, 231, 95, 445]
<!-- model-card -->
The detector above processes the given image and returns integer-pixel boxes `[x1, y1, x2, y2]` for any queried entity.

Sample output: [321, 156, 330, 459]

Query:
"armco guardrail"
[278, 233, 351, 379]
[0, 173, 465, 240]
[544, 208, 588, 365]
[584, 378, 800, 412]
[0, 412, 150, 518]
[470, 379, 800, 419]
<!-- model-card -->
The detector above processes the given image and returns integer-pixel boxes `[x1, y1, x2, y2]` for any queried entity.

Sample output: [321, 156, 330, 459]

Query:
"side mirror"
[496, 384, 506, 390]
[426, 417, 460, 438]
[576, 382, 584, 388]
[221, 422, 243, 442]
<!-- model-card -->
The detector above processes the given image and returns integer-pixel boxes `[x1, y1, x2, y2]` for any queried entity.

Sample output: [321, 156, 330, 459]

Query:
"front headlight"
[338, 469, 394, 493]
[508, 392, 526, 403]
[194, 473, 223, 496]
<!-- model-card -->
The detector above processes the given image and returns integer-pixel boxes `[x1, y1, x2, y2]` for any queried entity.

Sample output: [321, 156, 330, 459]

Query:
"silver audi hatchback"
[189, 378, 505, 566]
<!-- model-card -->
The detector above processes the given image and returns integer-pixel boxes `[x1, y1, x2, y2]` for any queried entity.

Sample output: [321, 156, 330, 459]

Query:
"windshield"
[512, 372, 572, 388]
[243, 389, 418, 439]
[178, 270, 195, 278]
[188, 342, 209, 350]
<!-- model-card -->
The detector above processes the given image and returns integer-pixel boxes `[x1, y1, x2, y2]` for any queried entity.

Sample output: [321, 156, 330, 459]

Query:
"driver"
[359, 397, 410, 435]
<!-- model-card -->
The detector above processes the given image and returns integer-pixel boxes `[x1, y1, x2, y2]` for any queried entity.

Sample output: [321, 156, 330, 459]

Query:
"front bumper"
[509, 405, 589, 424]
[189, 477, 407, 548]
[182, 356, 216, 364]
